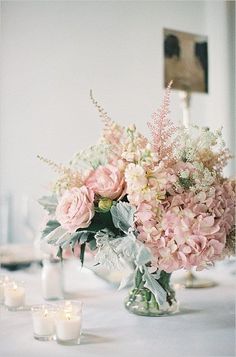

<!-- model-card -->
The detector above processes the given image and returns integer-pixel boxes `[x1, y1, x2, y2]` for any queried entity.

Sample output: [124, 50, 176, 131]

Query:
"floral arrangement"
[38, 85, 235, 316]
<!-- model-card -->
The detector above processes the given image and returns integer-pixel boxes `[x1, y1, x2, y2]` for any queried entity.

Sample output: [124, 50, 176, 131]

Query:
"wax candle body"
[41, 259, 63, 300]
[56, 316, 81, 342]
[32, 312, 55, 336]
[5, 285, 25, 307]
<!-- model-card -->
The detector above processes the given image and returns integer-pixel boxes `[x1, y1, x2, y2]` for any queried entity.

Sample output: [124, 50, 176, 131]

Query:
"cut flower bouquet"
[39, 85, 235, 316]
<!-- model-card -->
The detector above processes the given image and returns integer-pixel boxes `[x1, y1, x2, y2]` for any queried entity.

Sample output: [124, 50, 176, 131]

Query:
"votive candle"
[4, 281, 25, 310]
[31, 305, 56, 341]
[55, 301, 82, 345]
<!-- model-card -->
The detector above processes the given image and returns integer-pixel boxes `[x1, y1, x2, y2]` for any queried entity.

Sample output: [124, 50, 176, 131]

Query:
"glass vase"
[124, 269, 179, 316]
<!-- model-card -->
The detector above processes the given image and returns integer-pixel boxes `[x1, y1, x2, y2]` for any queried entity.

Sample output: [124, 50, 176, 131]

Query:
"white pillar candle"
[55, 311, 82, 344]
[4, 282, 25, 309]
[31, 305, 55, 341]
[41, 258, 63, 300]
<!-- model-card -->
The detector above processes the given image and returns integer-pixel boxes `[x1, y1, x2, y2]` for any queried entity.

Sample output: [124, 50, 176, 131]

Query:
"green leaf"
[110, 202, 135, 233]
[38, 195, 58, 214]
[80, 243, 86, 266]
[57, 246, 63, 260]
[42, 220, 61, 238]
[89, 238, 97, 251]
[88, 211, 120, 235]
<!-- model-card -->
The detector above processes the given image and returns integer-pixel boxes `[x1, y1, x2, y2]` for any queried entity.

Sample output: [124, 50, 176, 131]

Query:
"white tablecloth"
[0, 261, 235, 357]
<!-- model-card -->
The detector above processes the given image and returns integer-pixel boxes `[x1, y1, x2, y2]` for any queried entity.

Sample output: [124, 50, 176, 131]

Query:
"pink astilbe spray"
[147, 81, 175, 165]
[90, 90, 124, 149]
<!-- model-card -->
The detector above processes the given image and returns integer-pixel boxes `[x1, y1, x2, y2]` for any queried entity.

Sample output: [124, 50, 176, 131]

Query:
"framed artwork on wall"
[164, 28, 208, 93]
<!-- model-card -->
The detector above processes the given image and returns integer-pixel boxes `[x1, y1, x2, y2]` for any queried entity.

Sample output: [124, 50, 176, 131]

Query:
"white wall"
[0, 1, 234, 242]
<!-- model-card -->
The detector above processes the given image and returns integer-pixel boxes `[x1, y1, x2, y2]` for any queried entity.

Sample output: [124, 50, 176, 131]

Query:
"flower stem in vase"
[125, 269, 179, 317]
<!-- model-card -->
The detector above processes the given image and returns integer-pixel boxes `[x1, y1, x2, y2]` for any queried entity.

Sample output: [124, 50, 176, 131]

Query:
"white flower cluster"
[70, 143, 110, 171]
[174, 125, 226, 163]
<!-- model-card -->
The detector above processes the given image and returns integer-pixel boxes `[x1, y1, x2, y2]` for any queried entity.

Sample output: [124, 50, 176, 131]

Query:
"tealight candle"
[4, 281, 25, 310]
[55, 301, 82, 345]
[31, 305, 56, 341]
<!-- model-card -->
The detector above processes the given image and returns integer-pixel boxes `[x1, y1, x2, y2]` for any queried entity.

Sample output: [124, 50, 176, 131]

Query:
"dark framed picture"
[164, 28, 208, 93]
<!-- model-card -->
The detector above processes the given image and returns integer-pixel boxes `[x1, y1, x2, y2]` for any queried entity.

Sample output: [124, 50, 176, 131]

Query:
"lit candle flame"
[12, 282, 18, 290]
[43, 309, 48, 318]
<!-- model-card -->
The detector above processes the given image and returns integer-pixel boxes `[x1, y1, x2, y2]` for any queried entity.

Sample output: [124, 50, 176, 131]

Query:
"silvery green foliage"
[94, 229, 152, 290]
[44, 225, 71, 246]
[118, 271, 135, 290]
[110, 202, 136, 233]
[142, 266, 167, 305]
[42, 222, 90, 249]
[94, 229, 124, 270]
[38, 195, 58, 215]
[115, 230, 151, 267]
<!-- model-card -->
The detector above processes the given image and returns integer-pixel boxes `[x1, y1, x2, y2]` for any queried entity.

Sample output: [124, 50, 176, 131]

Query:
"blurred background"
[0, 0, 235, 246]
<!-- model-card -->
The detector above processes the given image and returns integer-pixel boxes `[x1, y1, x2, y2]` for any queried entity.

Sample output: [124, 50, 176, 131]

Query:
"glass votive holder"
[31, 304, 56, 341]
[4, 280, 26, 311]
[55, 301, 83, 345]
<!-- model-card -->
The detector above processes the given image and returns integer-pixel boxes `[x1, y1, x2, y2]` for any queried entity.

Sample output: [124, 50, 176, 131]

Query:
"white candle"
[32, 305, 55, 340]
[179, 90, 191, 129]
[4, 282, 25, 309]
[56, 311, 82, 344]
[41, 258, 63, 300]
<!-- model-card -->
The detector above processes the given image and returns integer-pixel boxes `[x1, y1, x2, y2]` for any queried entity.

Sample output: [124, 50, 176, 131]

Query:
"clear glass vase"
[124, 270, 179, 316]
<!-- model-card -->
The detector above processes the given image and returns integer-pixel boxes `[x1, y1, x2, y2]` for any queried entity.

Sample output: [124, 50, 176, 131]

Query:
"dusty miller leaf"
[135, 245, 152, 266]
[38, 195, 58, 214]
[142, 267, 166, 305]
[43, 225, 71, 246]
[110, 202, 135, 233]
[118, 271, 135, 290]
[41, 220, 61, 238]
[94, 230, 123, 270]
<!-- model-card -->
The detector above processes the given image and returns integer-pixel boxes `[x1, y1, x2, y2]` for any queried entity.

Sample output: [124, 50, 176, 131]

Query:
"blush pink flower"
[86, 164, 124, 199]
[136, 179, 236, 273]
[56, 186, 95, 233]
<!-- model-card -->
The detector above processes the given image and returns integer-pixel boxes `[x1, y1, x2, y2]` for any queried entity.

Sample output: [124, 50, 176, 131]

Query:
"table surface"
[0, 260, 235, 357]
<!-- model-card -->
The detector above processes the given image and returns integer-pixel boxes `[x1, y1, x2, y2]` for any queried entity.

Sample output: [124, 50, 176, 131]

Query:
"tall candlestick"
[179, 90, 191, 128]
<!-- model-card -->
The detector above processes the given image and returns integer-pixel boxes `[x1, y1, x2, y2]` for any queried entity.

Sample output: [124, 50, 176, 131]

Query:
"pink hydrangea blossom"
[136, 179, 236, 272]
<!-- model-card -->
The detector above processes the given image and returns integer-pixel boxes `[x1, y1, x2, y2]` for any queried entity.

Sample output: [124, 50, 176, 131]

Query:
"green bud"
[98, 198, 113, 212]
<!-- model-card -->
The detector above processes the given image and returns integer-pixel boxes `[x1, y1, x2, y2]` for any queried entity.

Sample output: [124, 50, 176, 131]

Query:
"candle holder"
[31, 304, 56, 341]
[4, 280, 26, 311]
[55, 301, 83, 345]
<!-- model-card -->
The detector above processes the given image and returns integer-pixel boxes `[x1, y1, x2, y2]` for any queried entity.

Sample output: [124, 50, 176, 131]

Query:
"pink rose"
[86, 164, 124, 199]
[56, 186, 95, 233]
